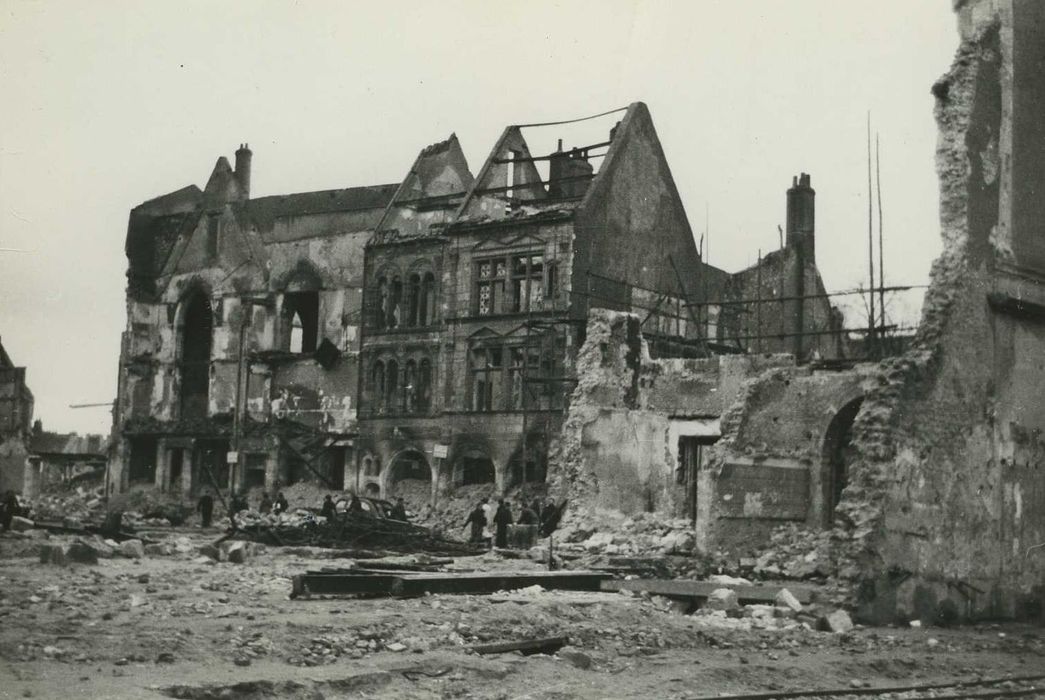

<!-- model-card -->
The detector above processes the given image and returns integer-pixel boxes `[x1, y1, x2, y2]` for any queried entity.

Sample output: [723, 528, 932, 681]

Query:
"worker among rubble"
[259, 492, 272, 515]
[197, 492, 214, 528]
[390, 497, 408, 521]
[518, 502, 539, 526]
[542, 498, 557, 525]
[273, 492, 289, 515]
[1, 490, 22, 531]
[493, 499, 513, 548]
[320, 495, 336, 520]
[481, 498, 494, 546]
[464, 501, 486, 543]
[347, 492, 362, 513]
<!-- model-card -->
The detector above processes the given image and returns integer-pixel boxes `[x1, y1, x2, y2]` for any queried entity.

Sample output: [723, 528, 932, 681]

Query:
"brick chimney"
[234, 143, 252, 199]
[785, 172, 815, 262]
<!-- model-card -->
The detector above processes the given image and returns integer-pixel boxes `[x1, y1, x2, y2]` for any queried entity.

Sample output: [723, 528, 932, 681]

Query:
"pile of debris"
[555, 508, 698, 557]
[233, 510, 484, 556]
[741, 523, 861, 582]
[27, 487, 106, 525]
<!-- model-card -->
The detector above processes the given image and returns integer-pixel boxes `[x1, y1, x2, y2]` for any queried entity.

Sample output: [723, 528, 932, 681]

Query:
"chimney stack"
[785, 172, 815, 261]
[234, 143, 252, 199]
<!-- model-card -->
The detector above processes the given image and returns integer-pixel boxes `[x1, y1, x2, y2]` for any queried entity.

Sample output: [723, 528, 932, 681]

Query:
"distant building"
[0, 337, 34, 493]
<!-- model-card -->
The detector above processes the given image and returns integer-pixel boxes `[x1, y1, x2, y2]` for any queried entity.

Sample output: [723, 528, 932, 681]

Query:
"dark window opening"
[386, 359, 400, 413]
[418, 358, 433, 412]
[193, 439, 230, 494]
[511, 254, 544, 312]
[404, 360, 418, 413]
[363, 482, 380, 497]
[169, 448, 184, 490]
[508, 439, 546, 487]
[469, 346, 503, 411]
[327, 447, 346, 488]
[677, 437, 703, 525]
[822, 398, 863, 527]
[375, 277, 388, 330]
[206, 214, 220, 260]
[362, 455, 380, 477]
[407, 274, 421, 327]
[421, 272, 436, 325]
[387, 277, 403, 328]
[461, 454, 496, 486]
[128, 437, 157, 484]
[283, 291, 319, 354]
[244, 453, 267, 489]
[371, 361, 386, 414]
[180, 292, 213, 419]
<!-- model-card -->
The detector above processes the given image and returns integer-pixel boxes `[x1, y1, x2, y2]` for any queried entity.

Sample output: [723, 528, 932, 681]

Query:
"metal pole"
[876, 133, 886, 337]
[756, 250, 763, 354]
[866, 112, 877, 356]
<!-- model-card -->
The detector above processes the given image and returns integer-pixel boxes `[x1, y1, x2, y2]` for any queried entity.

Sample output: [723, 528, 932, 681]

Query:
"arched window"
[418, 358, 433, 411]
[387, 277, 403, 329]
[386, 359, 399, 413]
[371, 360, 386, 413]
[407, 274, 421, 327]
[404, 360, 418, 413]
[375, 277, 388, 330]
[179, 291, 213, 418]
[420, 272, 436, 326]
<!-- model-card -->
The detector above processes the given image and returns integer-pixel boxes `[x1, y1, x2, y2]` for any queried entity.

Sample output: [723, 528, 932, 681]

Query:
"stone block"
[774, 587, 803, 612]
[118, 539, 145, 559]
[39, 544, 69, 566]
[198, 544, 224, 561]
[10, 516, 34, 532]
[820, 609, 854, 634]
[144, 543, 172, 557]
[226, 541, 249, 564]
[705, 588, 739, 611]
[67, 541, 100, 565]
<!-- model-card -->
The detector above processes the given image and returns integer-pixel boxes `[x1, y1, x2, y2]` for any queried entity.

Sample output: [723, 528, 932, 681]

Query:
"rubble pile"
[27, 486, 105, 525]
[555, 508, 698, 557]
[741, 524, 862, 582]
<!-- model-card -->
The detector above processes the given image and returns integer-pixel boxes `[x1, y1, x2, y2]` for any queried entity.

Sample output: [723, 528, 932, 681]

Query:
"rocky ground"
[0, 526, 1042, 700]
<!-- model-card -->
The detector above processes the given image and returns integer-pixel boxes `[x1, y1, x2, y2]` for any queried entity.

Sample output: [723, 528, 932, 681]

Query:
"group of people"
[464, 497, 556, 548]
[195, 491, 289, 527]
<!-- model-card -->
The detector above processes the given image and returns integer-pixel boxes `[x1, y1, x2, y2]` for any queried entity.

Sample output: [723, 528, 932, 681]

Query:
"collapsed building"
[0, 337, 34, 494]
[111, 102, 845, 504]
[553, 0, 1045, 623]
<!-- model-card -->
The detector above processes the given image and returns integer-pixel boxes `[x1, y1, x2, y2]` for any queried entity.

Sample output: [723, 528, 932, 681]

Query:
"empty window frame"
[469, 345, 503, 411]
[284, 291, 319, 354]
[474, 252, 548, 316]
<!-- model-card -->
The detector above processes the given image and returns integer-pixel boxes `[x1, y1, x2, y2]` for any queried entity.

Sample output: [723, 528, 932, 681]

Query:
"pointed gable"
[575, 101, 706, 304]
[202, 156, 245, 208]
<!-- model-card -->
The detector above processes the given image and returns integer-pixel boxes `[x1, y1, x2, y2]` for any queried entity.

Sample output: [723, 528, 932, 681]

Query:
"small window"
[475, 259, 507, 316]
[206, 215, 220, 259]
[470, 345, 503, 411]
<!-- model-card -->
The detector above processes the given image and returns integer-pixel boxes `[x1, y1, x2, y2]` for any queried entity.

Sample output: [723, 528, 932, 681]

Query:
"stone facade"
[0, 337, 34, 494]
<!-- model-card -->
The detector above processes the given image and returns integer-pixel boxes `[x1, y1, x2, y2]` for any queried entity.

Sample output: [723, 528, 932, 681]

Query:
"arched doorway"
[385, 450, 432, 508]
[180, 291, 213, 418]
[821, 397, 863, 526]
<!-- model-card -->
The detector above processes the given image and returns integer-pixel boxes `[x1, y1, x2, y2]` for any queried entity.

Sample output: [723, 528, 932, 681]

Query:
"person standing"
[493, 499, 513, 549]
[197, 493, 214, 528]
[347, 492, 363, 513]
[274, 492, 289, 515]
[320, 495, 336, 520]
[259, 492, 273, 515]
[464, 502, 486, 544]
[1, 490, 20, 531]
[518, 502, 539, 526]
[390, 497, 408, 521]
[481, 498, 494, 547]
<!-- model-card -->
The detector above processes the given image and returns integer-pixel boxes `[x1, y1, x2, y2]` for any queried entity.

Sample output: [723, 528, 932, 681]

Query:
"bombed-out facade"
[111, 102, 845, 504]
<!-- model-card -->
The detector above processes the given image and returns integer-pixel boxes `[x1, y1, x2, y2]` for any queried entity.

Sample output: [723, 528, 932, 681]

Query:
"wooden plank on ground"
[391, 570, 610, 598]
[291, 573, 399, 598]
[470, 636, 569, 656]
[599, 579, 813, 604]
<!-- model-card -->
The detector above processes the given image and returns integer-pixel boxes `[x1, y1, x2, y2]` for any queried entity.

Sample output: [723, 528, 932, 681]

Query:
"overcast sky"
[0, 0, 957, 435]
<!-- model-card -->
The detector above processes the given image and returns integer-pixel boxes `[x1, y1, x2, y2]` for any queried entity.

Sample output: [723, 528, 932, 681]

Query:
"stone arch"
[820, 395, 864, 527]
[383, 448, 434, 505]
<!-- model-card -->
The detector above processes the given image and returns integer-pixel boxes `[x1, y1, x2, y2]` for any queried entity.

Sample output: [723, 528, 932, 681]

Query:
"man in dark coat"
[197, 493, 214, 527]
[274, 492, 289, 514]
[347, 492, 363, 513]
[518, 502, 539, 526]
[320, 495, 336, 520]
[259, 493, 273, 515]
[464, 502, 486, 543]
[390, 497, 408, 521]
[493, 499, 513, 548]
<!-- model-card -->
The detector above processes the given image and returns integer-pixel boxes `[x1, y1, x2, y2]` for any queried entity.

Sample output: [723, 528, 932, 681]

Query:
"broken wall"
[824, 0, 1045, 623]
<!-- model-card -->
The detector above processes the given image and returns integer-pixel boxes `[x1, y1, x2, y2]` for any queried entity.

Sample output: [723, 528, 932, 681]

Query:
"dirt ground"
[0, 528, 1042, 700]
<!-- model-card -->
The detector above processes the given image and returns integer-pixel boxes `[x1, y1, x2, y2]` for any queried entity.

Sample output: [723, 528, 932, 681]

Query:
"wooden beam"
[470, 636, 569, 656]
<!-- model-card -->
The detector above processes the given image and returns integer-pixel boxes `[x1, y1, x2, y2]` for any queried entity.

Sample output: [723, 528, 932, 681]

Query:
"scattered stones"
[557, 647, 593, 670]
[198, 544, 224, 562]
[225, 541, 249, 564]
[144, 543, 172, 557]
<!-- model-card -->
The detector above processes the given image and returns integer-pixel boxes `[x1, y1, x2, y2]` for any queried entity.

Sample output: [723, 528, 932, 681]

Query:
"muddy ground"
[0, 528, 1042, 700]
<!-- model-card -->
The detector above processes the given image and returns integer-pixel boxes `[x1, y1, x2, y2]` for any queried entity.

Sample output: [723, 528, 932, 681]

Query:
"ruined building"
[111, 102, 843, 501]
[0, 337, 34, 493]
[553, 0, 1045, 622]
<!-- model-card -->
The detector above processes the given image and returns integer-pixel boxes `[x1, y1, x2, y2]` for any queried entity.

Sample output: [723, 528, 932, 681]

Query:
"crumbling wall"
[815, 1, 1045, 623]
[549, 309, 793, 520]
